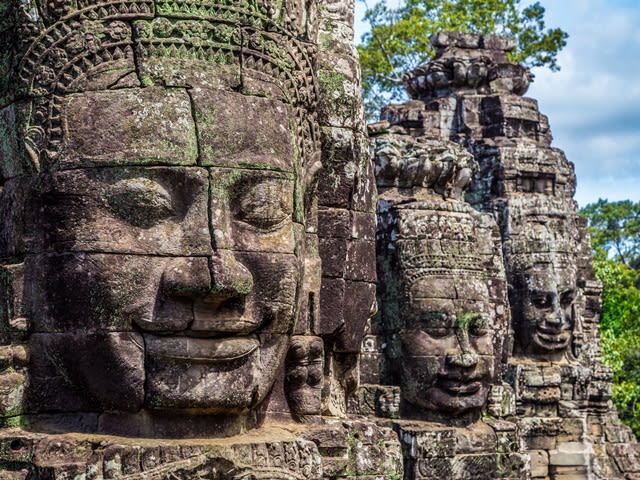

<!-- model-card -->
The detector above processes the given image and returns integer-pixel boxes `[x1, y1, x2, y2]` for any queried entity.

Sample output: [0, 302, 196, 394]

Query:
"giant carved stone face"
[512, 259, 577, 358]
[397, 274, 496, 419]
[22, 87, 309, 435]
[381, 205, 507, 422]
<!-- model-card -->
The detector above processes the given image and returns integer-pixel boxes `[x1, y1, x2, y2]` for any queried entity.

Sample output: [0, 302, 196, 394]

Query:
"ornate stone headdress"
[2, 0, 320, 177]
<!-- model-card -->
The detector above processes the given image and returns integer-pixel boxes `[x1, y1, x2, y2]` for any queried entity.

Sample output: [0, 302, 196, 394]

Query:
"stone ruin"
[0, 0, 637, 477]
[364, 32, 640, 478]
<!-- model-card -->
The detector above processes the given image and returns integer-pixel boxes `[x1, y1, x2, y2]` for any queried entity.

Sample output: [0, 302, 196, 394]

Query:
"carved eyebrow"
[107, 178, 176, 227]
[529, 289, 554, 297]
[560, 289, 576, 301]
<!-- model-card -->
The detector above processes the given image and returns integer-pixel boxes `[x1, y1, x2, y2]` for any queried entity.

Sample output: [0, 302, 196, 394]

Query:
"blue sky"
[354, 0, 640, 208]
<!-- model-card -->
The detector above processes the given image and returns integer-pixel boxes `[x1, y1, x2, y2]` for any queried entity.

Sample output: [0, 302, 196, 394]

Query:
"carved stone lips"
[437, 378, 482, 395]
[190, 302, 260, 334]
[536, 327, 570, 345]
[144, 335, 259, 363]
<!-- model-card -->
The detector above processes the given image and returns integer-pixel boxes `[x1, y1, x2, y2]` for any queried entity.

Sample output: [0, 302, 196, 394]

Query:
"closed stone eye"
[233, 178, 293, 230]
[108, 177, 175, 228]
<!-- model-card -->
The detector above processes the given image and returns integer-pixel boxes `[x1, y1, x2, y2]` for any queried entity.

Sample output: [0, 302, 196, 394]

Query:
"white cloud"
[528, 0, 640, 206]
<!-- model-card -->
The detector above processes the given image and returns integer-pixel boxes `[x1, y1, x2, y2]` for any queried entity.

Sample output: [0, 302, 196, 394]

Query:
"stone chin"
[400, 360, 492, 418]
[403, 383, 489, 417]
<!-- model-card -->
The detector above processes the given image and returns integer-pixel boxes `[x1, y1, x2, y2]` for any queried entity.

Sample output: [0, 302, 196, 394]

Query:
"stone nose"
[447, 351, 479, 368]
[161, 252, 253, 301]
[545, 296, 565, 327]
[446, 330, 479, 368]
[207, 250, 254, 301]
[162, 257, 211, 299]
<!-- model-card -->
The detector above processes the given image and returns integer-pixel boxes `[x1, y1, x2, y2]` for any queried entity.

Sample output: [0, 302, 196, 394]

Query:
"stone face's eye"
[233, 178, 292, 230]
[108, 178, 175, 228]
[531, 292, 553, 309]
[560, 289, 576, 306]
[419, 312, 454, 338]
[468, 315, 488, 336]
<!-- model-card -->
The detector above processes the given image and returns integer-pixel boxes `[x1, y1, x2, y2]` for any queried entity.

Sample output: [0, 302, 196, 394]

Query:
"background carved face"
[397, 274, 497, 416]
[512, 261, 577, 357]
[25, 87, 306, 416]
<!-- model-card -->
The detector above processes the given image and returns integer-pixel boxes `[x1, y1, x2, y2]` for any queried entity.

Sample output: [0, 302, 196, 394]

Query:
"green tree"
[357, 0, 568, 118]
[582, 199, 640, 436]
[581, 199, 640, 269]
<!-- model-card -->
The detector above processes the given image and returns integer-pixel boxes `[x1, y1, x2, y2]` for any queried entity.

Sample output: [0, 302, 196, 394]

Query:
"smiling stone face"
[18, 86, 311, 435]
[397, 273, 496, 416]
[377, 200, 509, 422]
[511, 257, 577, 359]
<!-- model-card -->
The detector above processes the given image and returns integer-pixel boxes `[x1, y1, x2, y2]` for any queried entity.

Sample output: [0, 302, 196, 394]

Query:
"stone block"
[0, 177, 37, 257]
[61, 88, 198, 168]
[549, 442, 591, 467]
[351, 211, 376, 240]
[318, 127, 365, 209]
[319, 277, 345, 336]
[529, 449, 549, 478]
[345, 240, 376, 282]
[0, 103, 34, 181]
[318, 207, 351, 239]
[319, 237, 347, 278]
[191, 89, 295, 171]
[339, 281, 376, 352]
[317, 53, 362, 129]
[0, 264, 26, 335]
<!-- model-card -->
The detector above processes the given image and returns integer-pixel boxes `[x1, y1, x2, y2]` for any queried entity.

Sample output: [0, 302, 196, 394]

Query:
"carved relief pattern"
[6, 0, 319, 174]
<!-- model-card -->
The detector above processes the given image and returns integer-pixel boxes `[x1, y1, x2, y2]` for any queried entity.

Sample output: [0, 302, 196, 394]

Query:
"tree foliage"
[357, 0, 568, 118]
[582, 200, 640, 436]
[581, 199, 640, 269]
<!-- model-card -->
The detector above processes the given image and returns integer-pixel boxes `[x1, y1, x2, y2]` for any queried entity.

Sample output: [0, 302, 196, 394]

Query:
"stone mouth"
[190, 301, 260, 334]
[437, 378, 482, 395]
[144, 334, 259, 363]
[535, 328, 571, 349]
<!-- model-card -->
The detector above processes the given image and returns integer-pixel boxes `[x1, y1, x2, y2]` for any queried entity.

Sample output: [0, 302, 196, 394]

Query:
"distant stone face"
[373, 136, 510, 424]
[394, 235, 499, 417]
[511, 256, 578, 357]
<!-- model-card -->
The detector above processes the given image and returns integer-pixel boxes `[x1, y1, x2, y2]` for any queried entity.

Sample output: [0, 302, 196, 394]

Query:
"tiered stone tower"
[367, 32, 640, 479]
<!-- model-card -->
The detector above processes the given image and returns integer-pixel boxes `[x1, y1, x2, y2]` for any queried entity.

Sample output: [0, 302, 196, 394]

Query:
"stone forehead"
[56, 87, 296, 171]
[510, 253, 578, 277]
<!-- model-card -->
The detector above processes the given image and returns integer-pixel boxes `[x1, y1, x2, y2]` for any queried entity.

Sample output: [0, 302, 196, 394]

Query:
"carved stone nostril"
[208, 251, 254, 299]
[162, 257, 211, 298]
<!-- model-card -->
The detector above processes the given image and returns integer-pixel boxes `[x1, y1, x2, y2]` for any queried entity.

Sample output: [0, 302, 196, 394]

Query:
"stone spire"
[368, 31, 638, 479]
